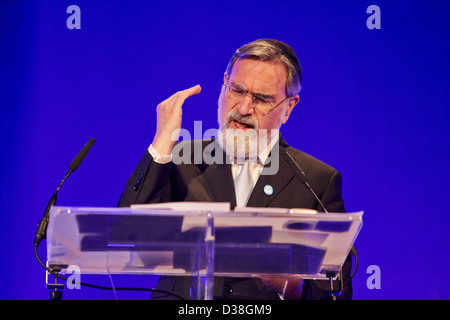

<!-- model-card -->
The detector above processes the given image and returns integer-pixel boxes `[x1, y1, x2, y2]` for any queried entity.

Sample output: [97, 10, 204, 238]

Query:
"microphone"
[280, 146, 358, 273]
[279, 147, 329, 213]
[69, 137, 95, 172]
[34, 137, 95, 247]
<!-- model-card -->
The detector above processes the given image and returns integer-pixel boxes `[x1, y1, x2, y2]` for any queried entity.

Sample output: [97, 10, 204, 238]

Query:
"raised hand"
[151, 85, 201, 155]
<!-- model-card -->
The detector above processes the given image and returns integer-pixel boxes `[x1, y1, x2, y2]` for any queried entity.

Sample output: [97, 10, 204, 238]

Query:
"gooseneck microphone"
[33, 137, 186, 300]
[280, 146, 358, 297]
[34, 137, 95, 247]
[279, 147, 330, 214]
[68, 137, 95, 172]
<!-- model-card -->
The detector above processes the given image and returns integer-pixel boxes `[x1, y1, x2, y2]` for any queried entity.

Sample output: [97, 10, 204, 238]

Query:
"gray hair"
[225, 39, 302, 97]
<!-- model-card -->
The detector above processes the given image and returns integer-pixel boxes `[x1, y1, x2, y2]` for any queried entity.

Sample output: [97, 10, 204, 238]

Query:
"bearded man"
[118, 39, 352, 300]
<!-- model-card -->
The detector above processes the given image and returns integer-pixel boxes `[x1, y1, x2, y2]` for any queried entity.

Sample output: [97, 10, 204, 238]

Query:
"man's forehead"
[228, 59, 287, 93]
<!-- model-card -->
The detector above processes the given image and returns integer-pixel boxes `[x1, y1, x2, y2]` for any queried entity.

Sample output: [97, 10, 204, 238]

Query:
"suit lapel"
[201, 140, 237, 207]
[203, 162, 236, 206]
[246, 137, 296, 207]
[247, 144, 295, 208]
[200, 137, 295, 209]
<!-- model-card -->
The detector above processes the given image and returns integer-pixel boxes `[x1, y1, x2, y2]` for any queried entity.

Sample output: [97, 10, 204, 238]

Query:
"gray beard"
[216, 128, 259, 163]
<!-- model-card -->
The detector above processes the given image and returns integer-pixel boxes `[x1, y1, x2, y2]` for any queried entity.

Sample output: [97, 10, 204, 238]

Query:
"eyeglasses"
[224, 81, 290, 113]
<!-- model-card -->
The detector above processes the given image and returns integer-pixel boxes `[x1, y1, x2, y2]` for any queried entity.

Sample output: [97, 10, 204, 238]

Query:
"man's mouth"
[230, 118, 257, 130]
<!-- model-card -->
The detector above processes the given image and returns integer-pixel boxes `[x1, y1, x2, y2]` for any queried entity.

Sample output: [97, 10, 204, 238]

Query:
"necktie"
[235, 161, 253, 207]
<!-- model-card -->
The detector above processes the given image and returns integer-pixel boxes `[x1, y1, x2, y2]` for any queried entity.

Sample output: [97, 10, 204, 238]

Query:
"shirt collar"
[233, 131, 280, 166]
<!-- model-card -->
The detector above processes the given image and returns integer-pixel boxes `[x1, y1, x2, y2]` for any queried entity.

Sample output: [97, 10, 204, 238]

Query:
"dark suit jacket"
[118, 137, 352, 300]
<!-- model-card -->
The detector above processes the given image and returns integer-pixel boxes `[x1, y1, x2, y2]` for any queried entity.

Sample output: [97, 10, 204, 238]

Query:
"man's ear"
[223, 73, 228, 84]
[282, 95, 300, 124]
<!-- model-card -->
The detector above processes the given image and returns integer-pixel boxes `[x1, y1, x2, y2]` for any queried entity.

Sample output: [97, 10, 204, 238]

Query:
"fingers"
[159, 84, 201, 114]
[151, 84, 201, 155]
[157, 84, 201, 113]
[185, 84, 201, 97]
[174, 84, 201, 102]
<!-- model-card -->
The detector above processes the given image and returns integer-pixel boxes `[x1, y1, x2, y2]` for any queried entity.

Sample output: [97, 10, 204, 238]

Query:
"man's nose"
[237, 95, 255, 116]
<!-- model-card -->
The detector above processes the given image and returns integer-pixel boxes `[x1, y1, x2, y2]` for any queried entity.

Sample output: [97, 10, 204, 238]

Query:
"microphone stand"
[34, 171, 71, 248]
[280, 147, 357, 300]
[34, 138, 95, 300]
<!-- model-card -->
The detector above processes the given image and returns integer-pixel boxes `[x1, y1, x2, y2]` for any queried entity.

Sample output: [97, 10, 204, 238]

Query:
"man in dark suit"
[118, 39, 352, 300]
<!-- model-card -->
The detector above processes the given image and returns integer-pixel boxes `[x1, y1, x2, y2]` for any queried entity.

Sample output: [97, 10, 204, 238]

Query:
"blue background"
[1, 0, 449, 300]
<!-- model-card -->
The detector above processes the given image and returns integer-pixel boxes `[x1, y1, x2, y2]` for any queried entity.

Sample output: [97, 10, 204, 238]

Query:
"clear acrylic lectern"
[46, 203, 363, 300]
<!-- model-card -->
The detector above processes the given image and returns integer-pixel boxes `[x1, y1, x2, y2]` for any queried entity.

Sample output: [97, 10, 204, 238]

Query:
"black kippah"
[260, 38, 302, 84]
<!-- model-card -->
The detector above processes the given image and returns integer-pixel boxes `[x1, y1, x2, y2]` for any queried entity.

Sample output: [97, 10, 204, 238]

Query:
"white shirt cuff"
[148, 144, 172, 164]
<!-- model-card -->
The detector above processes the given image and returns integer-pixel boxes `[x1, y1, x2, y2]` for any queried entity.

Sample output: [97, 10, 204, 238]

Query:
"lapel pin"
[263, 184, 274, 196]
